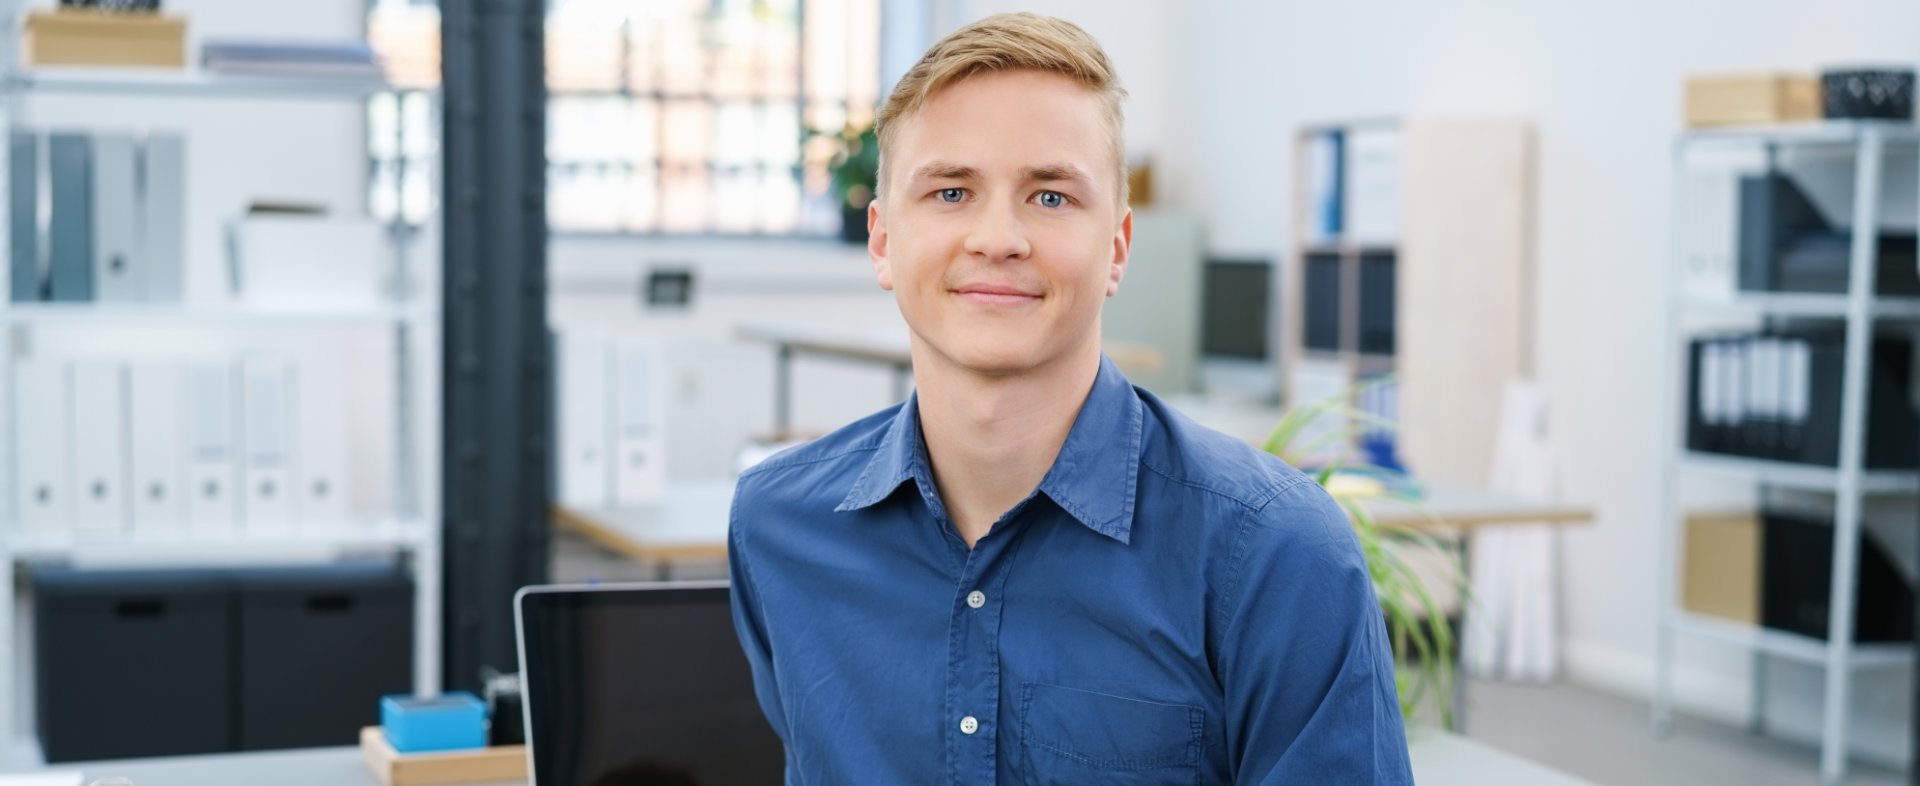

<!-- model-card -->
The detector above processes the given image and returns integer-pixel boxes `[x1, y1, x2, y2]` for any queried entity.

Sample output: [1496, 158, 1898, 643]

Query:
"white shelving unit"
[1653, 120, 1920, 784]
[0, 5, 443, 767]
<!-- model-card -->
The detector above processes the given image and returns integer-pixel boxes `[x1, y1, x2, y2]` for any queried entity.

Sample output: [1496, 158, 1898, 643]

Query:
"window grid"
[367, 0, 879, 236]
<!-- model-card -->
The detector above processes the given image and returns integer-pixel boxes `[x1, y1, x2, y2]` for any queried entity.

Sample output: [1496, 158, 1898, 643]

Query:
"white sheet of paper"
[0, 773, 85, 786]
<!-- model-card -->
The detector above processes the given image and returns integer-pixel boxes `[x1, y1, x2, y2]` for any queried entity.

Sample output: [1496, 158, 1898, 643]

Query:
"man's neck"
[913, 338, 1103, 549]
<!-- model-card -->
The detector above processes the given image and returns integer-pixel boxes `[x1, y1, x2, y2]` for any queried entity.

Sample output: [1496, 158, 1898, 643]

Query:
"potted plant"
[810, 122, 880, 244]
[1262, 379, 1466, 731]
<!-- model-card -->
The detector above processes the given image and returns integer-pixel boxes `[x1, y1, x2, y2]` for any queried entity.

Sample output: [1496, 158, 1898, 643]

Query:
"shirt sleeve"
[728, 488, 793, 750]
[1217, 478, 1414, 785]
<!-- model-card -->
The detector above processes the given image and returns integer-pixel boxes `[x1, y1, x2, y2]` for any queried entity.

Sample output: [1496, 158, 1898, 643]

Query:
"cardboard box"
[25, 9, 186, 69]
[1682, 511, 1761, 624]
[1685, 73, 1820, 128]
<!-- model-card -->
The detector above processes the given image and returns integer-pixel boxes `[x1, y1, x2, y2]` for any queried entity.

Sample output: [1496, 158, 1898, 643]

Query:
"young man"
[729, 13, 1413, 785]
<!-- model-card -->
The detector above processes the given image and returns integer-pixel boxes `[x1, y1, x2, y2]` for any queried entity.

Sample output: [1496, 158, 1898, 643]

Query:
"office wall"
[985, 0, 1920, 765]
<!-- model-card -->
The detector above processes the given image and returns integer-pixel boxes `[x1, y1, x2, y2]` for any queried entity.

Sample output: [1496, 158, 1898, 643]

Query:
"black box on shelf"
[1761, 510, 1914, 642]
[232, 562, 414, 751]
[1303, 252, 1341, 352]
[33, 567, 235, 763]
[1821, 68, 1915, 121]
[1738, 172, 1920, 296]
[1684, 330, 1918, 468]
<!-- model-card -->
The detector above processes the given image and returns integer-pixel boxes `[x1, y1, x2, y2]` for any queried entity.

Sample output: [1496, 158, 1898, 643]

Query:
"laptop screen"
[517, 583, 785, 786]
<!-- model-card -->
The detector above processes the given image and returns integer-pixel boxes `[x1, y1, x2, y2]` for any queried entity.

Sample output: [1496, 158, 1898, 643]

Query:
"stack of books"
[201, 39, 384, 80]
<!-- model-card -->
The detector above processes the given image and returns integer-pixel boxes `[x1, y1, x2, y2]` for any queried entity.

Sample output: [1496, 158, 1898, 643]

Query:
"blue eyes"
[931, 188, 1069, 207]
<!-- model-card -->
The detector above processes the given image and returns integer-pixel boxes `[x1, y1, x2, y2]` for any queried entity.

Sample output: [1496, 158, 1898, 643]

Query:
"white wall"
[964, 0, 1920, 766]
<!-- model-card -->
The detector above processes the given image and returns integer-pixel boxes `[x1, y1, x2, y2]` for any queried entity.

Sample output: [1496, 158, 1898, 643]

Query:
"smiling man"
[727, 12, 1413, 785]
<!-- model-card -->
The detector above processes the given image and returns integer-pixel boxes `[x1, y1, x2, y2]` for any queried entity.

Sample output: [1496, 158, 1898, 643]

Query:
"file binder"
[139, 133, 185, 302]
[556, 332, 612, 509]
[240, 356, 296, 529]
[1303, 253, 1341, 352]
[91, 132, 142, 302]
[129, 362, 190, 533]
[13, 361, 73, 532]
[613, 340, 666, 507]
[46, 132, 92, 302]
[294, 354, 351, 522]
[10, 131, 40, 302]
[71, 360, 130, 535]
[186, 361, 240, 535]
[1687, 329, 1918, 467]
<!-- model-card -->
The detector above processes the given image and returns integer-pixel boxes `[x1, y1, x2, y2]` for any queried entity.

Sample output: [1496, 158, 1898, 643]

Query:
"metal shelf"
[1679, 291, 1920, 319]
[9, 68, 399, 99]
[1680, 452, 1920, 494]
[1673, 611, 1914, 670]
[2, 519, 434, 565]
[1681, 119, 1920, 147]
[3, 302, 435, 327]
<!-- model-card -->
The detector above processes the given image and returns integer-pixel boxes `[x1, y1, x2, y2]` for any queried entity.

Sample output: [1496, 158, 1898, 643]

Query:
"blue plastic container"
[381, 692, 489, 753]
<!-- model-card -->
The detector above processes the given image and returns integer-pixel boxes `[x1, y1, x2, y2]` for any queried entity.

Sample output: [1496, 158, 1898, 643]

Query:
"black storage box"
[232, 562, 414, 750]
[1821, 68, 1915, 121]
[33, 567, 234, 763]
[1761, 510, 1915, 642]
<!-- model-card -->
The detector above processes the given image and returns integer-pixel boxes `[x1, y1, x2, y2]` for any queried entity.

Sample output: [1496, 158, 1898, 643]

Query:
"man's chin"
[935, 341, 1045, 379]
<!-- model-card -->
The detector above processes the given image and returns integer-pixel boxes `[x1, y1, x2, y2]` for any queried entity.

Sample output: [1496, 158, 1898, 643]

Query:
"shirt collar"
[835, 354, 1145, 545]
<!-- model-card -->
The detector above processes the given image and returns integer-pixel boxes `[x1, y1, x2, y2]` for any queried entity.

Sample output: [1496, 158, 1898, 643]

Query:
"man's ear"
[868, 200, 894, 292]
[1107, 207, 1133, 298]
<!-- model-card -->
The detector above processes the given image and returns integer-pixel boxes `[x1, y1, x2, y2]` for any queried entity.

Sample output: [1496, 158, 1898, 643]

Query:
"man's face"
[869, 69, 1131, 378]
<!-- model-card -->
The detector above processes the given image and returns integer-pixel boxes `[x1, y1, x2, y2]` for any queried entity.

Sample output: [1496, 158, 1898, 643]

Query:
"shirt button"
[966, 590, 986, 609]
[960, 716, 980, 735]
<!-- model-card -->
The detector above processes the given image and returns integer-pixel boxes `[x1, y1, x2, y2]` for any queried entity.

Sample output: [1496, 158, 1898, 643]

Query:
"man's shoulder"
[735, 403, 901, 495]
[1136, 390, 1317, 515]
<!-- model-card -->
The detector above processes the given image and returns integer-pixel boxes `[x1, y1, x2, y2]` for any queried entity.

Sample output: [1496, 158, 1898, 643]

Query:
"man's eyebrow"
[1023, 163, 1092, 184]
[905, 162, 1093, 184]
[909, 162, 979, 181]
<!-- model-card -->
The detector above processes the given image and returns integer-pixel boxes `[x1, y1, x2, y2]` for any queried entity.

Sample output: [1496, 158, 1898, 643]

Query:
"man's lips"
[952, 285, 1042, 306]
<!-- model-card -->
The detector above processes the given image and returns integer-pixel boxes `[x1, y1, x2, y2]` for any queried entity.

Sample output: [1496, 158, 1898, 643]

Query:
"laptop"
[514, 581, 786, 786]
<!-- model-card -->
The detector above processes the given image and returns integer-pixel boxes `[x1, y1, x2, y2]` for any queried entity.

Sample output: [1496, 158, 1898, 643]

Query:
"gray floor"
[1465, 678, 1905, 786]
[549, 531, 1907, 785]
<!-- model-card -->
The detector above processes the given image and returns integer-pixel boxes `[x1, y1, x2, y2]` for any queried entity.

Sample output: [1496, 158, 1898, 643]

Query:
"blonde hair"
[875, 13, 1128, 204]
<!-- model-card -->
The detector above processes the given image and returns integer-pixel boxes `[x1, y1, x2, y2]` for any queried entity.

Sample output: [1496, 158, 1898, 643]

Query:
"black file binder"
[1761, 509, 1915, 642]
[1303, 252, 1340, 352]
[1357, 251, 1395, 356]
[1686, 329, 1918, 468]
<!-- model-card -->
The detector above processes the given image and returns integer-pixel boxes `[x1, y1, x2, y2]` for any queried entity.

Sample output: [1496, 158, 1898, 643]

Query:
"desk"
[552, 479, 735, 580]
[5, 728, 1591, 785]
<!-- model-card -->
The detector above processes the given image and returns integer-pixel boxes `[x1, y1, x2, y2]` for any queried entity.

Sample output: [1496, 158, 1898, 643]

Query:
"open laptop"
[514, 581, 786, 786]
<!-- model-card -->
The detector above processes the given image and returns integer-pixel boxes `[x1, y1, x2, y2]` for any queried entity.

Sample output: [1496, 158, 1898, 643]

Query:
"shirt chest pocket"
[1017, 682, 1204, 786]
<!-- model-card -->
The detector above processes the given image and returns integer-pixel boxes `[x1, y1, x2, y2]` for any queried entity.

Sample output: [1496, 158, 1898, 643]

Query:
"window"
[367, 0, 883, 236]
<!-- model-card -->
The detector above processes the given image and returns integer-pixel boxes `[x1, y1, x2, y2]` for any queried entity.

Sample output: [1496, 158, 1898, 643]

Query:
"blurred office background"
[0, 1, 1918, 784]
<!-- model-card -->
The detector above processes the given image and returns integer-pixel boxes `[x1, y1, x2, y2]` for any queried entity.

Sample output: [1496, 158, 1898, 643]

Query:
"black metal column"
[440, 0, 549, 694]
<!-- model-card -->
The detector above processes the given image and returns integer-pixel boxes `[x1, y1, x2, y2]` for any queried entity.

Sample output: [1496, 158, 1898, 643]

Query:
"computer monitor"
[1199, 257, 1279, 401]
[515, 581, 785, 786]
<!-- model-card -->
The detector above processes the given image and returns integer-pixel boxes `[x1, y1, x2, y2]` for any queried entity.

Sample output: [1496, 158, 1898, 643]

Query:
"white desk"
[5, 728, 1591, 785]
[553, 479, 736, 579]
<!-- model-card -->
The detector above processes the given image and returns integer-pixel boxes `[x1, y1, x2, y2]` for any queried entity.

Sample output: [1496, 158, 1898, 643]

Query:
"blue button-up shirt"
[729, 355, 1414, 784]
